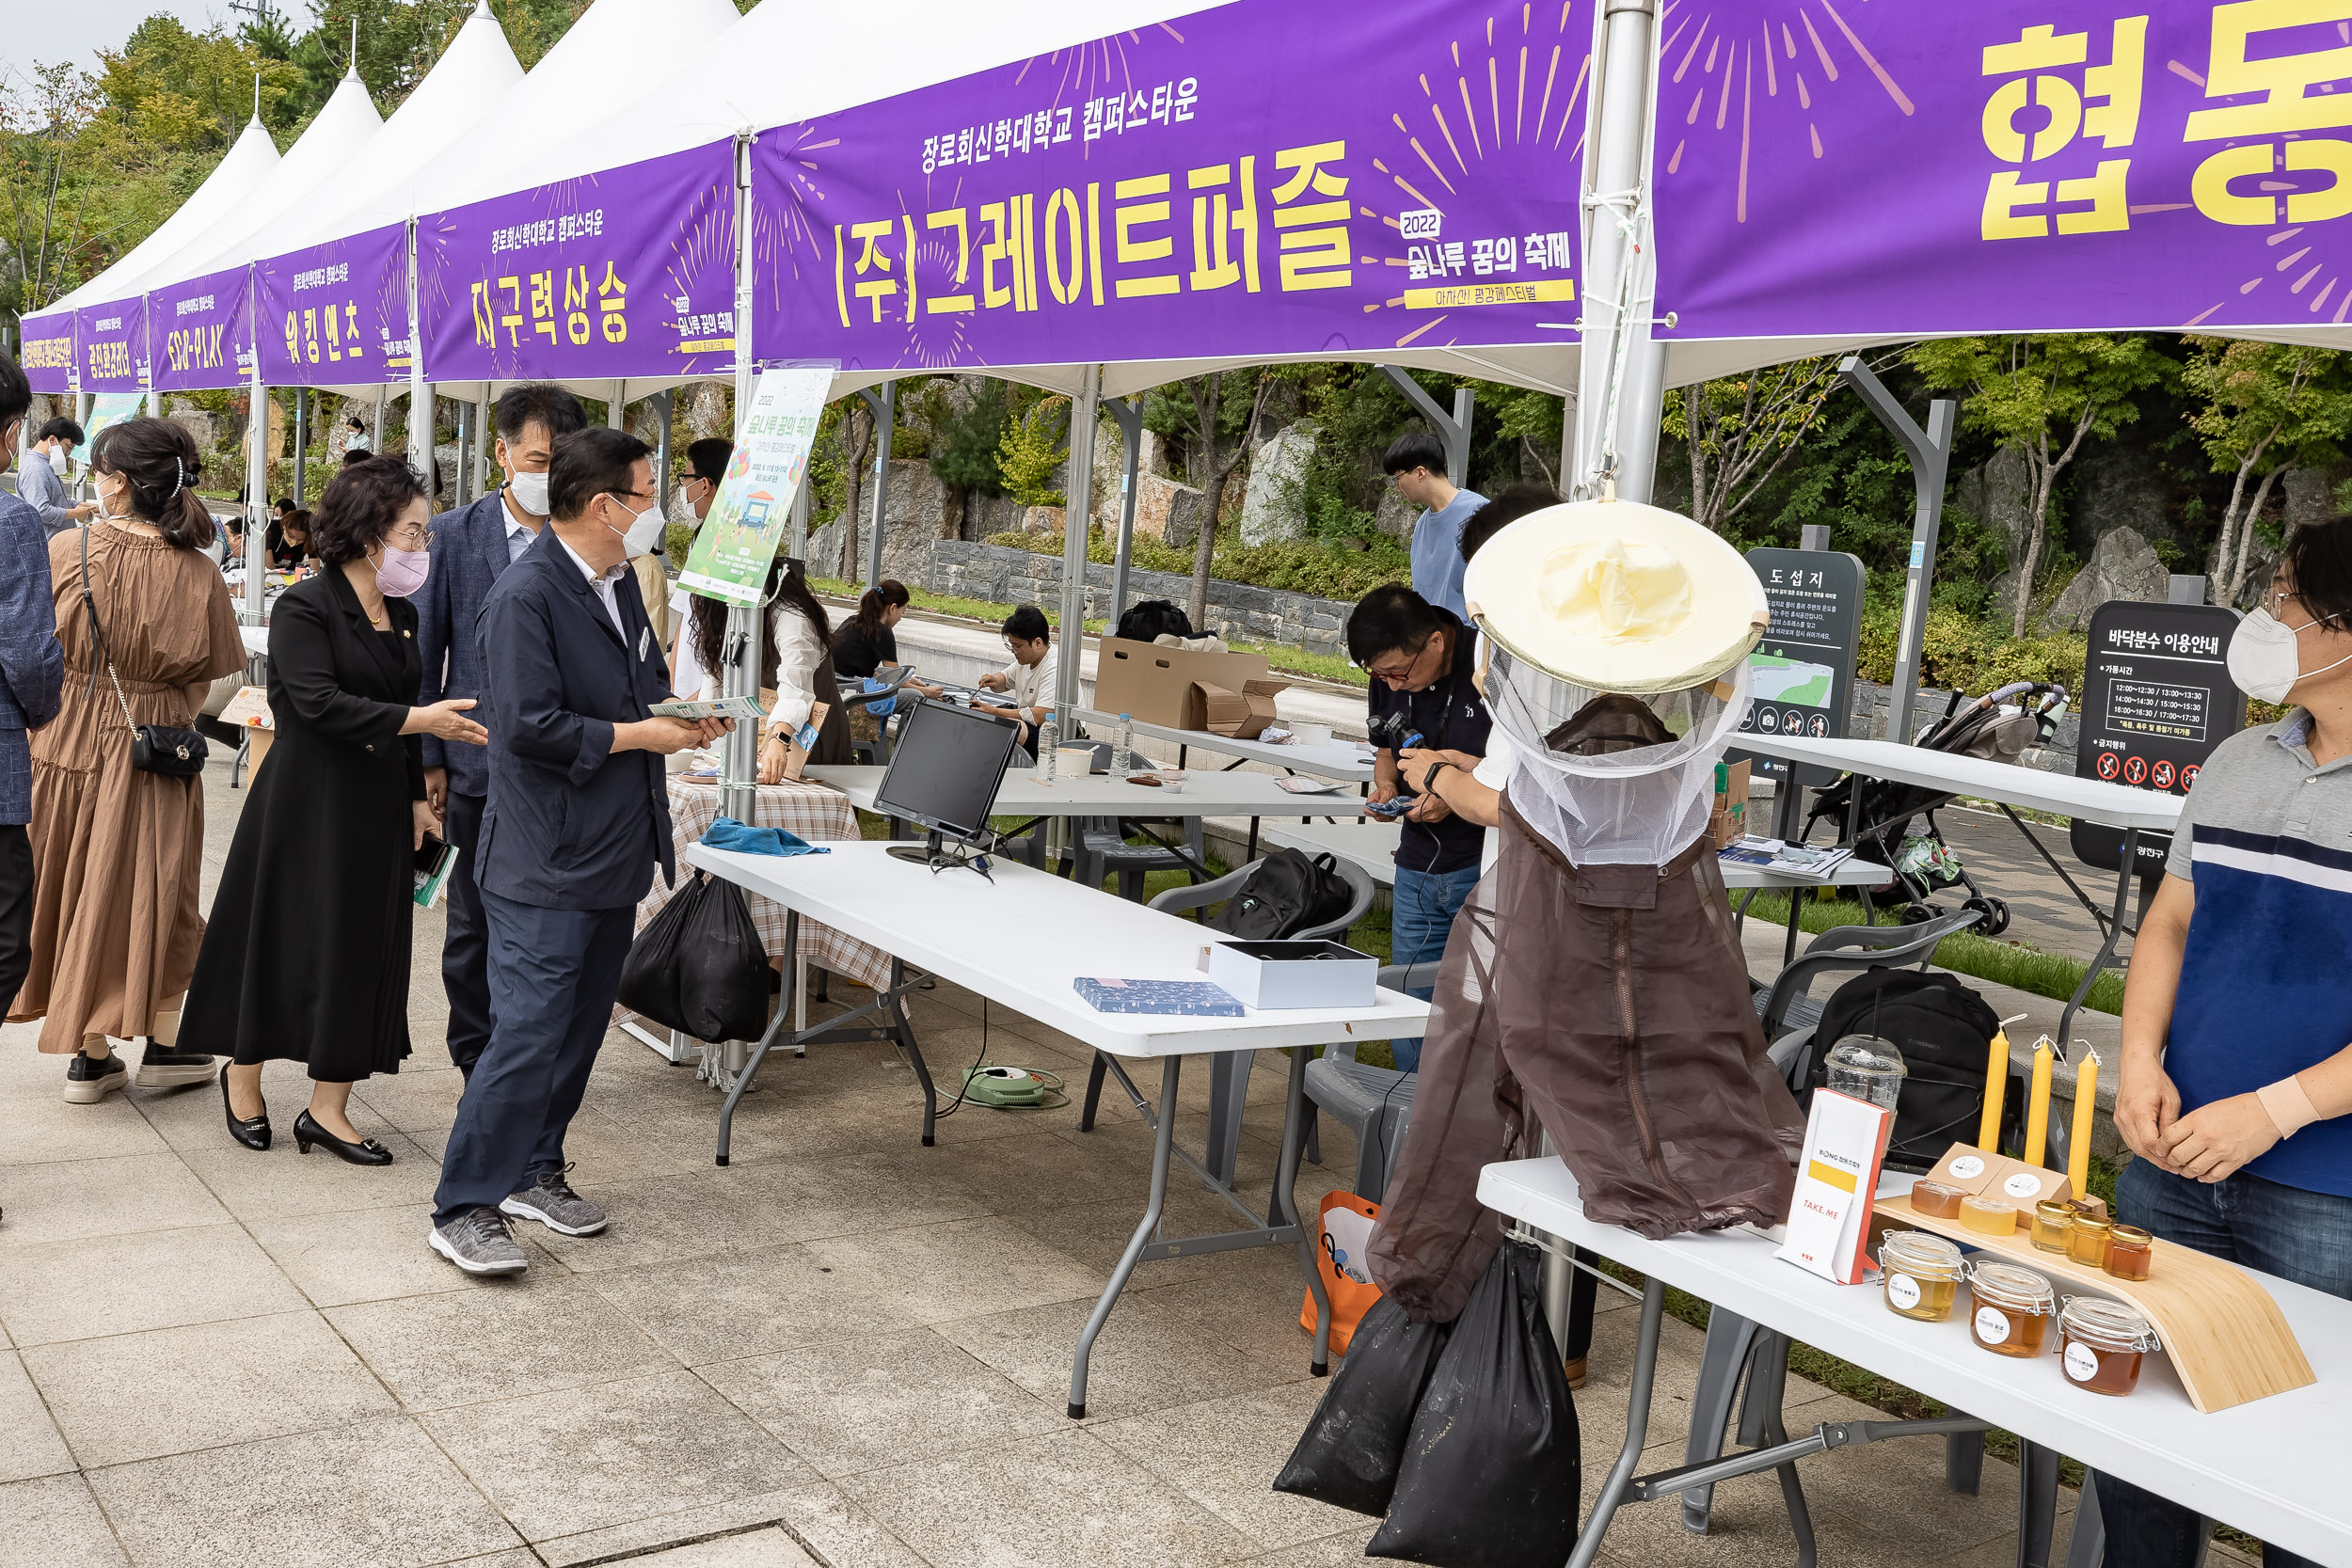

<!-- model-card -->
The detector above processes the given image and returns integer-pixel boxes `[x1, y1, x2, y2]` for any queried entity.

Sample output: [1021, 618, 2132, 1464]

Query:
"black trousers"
[0, 824, 32, 1018]
[438, 790, 495, 1074]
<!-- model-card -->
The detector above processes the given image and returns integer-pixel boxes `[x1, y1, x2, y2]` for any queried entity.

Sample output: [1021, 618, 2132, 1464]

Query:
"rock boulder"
[1238, 420, 1317, 544]
[2042, 525, 2169, 632]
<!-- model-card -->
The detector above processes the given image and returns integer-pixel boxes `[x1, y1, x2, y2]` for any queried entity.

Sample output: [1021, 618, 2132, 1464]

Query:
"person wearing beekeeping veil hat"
[1368, 498, 1808, 1324]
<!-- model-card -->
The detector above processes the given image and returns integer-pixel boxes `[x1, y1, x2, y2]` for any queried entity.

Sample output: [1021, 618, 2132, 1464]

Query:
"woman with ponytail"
[10, 417, 245, 1103]
[831, 580, 943, 730]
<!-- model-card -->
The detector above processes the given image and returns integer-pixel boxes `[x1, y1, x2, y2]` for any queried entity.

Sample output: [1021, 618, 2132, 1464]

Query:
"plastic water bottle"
[1039, 714, 1058, 782]
[1117, 712, 1136, 771]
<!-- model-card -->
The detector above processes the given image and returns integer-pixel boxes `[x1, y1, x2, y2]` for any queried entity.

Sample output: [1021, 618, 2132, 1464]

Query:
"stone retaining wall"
[929, 541, 1353, 656]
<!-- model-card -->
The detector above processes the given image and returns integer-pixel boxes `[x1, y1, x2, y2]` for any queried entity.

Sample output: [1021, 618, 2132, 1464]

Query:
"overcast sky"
[7, 0, 306, 83]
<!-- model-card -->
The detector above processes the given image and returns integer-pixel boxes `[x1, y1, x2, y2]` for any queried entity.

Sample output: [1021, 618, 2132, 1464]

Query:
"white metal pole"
[1054, 366, 1102, 728]
[1569, 0, 1662, 501]
[244, 359, 268, 625]
[721, 132, 761, 824]
[865, 380, 894, 590]
[406, 221, 435, 502]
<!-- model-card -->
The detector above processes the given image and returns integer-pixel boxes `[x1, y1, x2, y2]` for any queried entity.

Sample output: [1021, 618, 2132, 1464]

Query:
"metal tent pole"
[720, 131, 761, 825]
[1378, 367, 1474, 487]
[292, 388, 308, 509]
[857, 381, 895, 590]
[406, 221, 434, 502]
[1840, 357, 1956, 744]
[473, 390, 493, 499]
[372, 388, 387, 451]
[1104, 394, 1143, 626]
[788, 472, 810, 560]
[655, 388, 674, 517]
[1055, 366, 1103, 732]
[243, 360, 268, 625]
[1570, 0, 1663, 500]
[450, 399, 470, 506]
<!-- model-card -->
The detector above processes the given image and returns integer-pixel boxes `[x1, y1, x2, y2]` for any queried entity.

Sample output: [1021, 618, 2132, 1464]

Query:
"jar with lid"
[2030, 1199, 2074, 1253]
[1880, 1231, 1964, 1323]
[2106, 1225, 2153, 1282]
[2058, 1297, 2162, 1396]
[2068, 1214, 2114, 1270]
[1967, 1259, 2057, 1358]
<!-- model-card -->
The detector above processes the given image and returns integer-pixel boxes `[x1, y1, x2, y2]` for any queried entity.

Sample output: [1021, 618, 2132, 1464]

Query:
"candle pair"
[1979, 1028, 2100, 1195]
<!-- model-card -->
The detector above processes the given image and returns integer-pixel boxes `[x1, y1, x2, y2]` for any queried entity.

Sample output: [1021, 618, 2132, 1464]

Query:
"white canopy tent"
[45, 111, 278, 322]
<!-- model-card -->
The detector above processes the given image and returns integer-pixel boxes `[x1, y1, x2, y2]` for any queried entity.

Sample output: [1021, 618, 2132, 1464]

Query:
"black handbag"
[78, 527, 208, 778]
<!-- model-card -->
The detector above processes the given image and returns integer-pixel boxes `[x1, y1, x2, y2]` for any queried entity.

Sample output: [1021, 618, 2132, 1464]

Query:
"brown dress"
[9, 523, 245, 1053]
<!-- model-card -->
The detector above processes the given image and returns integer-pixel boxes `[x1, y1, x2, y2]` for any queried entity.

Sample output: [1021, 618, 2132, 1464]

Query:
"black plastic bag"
[1370, 1242, 1581, 1568]
[616, 870, 772, 1043]
[1273, 1294, 1454, 1517]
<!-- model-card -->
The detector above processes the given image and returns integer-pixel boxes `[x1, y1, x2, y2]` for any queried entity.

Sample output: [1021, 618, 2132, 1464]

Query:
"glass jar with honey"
[2058, 1297, 2162, 1396]
[2068, 1214, 2114, 1271]
[2106, 1225, 2153, 1282]
[2030, 1199, 2074, 1253]
[1880, 1231, 1964, 1323]
[1966, 1259, 2056, 1358]
[1910, 1180, 1967, 1220]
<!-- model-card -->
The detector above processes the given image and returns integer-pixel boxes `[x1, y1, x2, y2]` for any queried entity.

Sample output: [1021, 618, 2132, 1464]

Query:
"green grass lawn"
[1737, 891, 2127, 1015]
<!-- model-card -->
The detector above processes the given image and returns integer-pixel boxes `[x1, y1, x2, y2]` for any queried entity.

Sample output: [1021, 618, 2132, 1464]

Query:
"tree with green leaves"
[1664, 356, 1875, 534]
[2182, 338, 2352, 605]
[1148, 371, 1274, 627]
[1909, 334, 2169, 637]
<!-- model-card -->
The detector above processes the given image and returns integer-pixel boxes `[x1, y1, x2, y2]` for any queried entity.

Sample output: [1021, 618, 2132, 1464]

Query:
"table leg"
[1070, 1055, 1183, 1419]
[2014, 1437, 2061, 1568]
[1569, 1275, 1666, 1568]
[2058, 826, 2137, 1048]
[1247, 816, 1260, 862]
[715, 984, 795, 1167]
[885, 957, 938, 1146]
[1272, 1040, 1331, 1375]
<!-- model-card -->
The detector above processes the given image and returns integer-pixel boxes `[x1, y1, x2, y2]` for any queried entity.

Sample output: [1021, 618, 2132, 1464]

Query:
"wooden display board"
[1874, 1191, 2314, 1413]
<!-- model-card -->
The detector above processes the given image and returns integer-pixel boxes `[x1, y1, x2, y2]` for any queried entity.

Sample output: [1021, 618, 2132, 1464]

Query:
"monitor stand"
[885, 831, 994, 882]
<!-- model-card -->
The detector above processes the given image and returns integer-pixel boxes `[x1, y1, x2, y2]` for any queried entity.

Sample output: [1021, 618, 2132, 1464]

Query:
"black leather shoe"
[63, 1051, 128, 1105]
[219, 1069, 270, 1151]
[135, 1044, 218, 1089]
[293, 1111, 393, 1166]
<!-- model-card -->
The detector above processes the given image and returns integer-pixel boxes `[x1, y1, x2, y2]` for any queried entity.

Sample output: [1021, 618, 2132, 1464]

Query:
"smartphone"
[1366, 797, 1413, 818]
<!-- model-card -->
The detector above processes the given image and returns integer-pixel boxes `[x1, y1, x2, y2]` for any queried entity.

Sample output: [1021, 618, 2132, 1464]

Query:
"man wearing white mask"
[414, 384, 585, 1076]
[429, 427, 727, 1274]
[22, 418, 95, 538]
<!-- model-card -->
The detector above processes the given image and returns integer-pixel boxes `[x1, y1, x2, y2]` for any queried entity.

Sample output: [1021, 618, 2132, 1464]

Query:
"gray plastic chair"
[1299, 958, 1437, 1200]
[1070, 743, 1200, 900]
[1753, 908, 1981, 1088]
[1074, 854, 1375, 1190]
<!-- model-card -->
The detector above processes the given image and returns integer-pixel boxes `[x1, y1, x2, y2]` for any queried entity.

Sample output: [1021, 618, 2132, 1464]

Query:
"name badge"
[637, 626, 650, 662]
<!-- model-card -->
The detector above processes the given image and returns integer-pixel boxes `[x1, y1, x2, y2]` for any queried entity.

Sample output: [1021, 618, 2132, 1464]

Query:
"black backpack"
[1801, 968, 2023, 1173]
[1116, 598, 1194, 642]
[1209, 849, 1356, 940]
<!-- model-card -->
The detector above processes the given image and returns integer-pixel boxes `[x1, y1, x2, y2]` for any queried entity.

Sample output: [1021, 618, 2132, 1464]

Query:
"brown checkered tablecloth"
[634, 776, 893, 990]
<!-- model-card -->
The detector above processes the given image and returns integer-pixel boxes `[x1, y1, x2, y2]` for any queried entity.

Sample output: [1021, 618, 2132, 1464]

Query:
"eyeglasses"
[385, 523, 433, 549]
[1364, 632, 1438, 688]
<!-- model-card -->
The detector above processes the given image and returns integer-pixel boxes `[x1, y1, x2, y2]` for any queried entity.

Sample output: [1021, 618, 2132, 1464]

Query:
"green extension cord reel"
[959, 1064, 1069, 1110]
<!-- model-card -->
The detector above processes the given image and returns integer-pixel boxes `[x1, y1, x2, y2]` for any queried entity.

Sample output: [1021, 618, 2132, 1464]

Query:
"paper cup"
[1291, 722, 1333, 746]
[1058, 746, 1098, 775]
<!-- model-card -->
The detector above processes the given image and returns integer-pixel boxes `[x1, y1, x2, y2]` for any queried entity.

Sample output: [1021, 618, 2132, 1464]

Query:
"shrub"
[983, 528, 1410, 602]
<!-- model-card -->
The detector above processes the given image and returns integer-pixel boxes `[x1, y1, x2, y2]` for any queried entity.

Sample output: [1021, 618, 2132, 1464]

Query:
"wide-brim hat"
[1463, 499, 1767, 694]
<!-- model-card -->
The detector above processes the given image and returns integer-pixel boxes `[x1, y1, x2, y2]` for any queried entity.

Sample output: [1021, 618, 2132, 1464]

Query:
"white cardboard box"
[1206, 940, 1377, 1010]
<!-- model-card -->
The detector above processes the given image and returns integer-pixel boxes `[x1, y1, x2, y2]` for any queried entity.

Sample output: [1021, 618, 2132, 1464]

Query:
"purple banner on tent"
[419, 141, 738, 383]
[751, 0, 1590, 374]
[76, 301, 147, 395]
[255, 222, 411, 385]
[1655, 2, 2352, 339]
[20, 310, 74, 393]
[150, 266, 256, 393]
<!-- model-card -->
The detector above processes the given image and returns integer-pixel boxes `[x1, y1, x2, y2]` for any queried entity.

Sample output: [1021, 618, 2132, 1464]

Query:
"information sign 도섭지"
[1734, 547, 1864, 790]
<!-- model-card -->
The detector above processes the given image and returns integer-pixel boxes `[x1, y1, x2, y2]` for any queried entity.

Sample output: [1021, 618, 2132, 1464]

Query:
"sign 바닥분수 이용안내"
[2072, 599, 2244, 877]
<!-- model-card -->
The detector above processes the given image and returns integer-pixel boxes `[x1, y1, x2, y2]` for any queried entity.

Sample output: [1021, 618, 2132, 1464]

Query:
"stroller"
[1801, 681, 2071, 936]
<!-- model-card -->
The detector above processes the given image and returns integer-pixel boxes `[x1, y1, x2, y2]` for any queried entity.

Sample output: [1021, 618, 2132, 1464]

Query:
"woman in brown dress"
[10, 418, 245, 1101]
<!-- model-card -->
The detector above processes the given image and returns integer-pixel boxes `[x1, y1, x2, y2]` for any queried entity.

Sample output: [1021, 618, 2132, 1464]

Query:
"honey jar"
[2030, 1199, 2074, 1254]
[1910, 1180, 1967, 1220]
[2106, 1225, 2153, 1282]
[1966, 1259, 2056, 1358]
[1961, 1195, 2015, 1236]
[2068, 1214, 2114, 1270]
[1880, 1231, 1964, 1323]
[2058, 1297, 2162, 1397]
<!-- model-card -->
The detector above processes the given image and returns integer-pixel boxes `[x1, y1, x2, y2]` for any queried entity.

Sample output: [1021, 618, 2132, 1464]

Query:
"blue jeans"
[2093, 1160, 2352, 1568]
[1387, 863, 1481, 1074]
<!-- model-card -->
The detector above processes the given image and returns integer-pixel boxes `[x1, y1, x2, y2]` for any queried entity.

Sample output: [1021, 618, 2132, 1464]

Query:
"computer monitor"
[873, 698, 1023, 857]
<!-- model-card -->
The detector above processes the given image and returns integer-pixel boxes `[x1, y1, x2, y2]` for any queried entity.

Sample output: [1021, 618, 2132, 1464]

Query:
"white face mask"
[49, 447, 70, 474]
[2226, 606, 2352, 705]
[608, 495, 666, 558]
[505, 468, 550, 517]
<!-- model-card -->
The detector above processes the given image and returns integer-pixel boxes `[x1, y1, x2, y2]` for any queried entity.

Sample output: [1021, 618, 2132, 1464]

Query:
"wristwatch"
[1418, 755, 1454, 794]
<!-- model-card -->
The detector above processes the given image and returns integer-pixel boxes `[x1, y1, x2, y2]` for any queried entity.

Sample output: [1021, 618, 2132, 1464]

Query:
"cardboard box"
[1092, 637, 1271, 730]
[1709, 759, 1751, 848]
[1195, 676, 1289, 739]
[1207, 940, 1377, 1009]
[1921, 1143, 2073, 1228]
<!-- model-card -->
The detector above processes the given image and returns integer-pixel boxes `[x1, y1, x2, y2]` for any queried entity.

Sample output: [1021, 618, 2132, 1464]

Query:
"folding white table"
[1478, 1156, 2352, 1568]
[682, 840, 1430, 1418]
[1262, 817, 1893, 896]
[803, 763, 1374, 819]
[1732, 733, 2185, 1040]
[1074, 707, 1377, 784]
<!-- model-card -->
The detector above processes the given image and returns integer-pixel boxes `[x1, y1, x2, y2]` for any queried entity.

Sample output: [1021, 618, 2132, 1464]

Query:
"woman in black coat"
[181, 457, 486, 1163]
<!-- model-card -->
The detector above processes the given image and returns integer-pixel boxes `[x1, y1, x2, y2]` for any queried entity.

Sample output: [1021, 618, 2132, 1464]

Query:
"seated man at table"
[975, 604, 1058, 752]
[2106, 518, 2352, 1568]
[1350, 583, 1492, 1074]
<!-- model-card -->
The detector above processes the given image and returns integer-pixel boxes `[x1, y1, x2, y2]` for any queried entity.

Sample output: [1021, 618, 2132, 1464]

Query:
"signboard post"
[1736, 546, 1866, 819]
[2072, 601, 2243, 879]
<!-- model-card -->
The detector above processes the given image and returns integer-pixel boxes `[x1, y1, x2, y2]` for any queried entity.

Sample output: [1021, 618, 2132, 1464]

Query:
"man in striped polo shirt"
[2106, 520, 2352, 1568]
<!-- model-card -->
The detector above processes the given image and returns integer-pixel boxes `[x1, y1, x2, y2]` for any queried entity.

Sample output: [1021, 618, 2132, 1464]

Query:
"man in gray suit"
[415, 384, 587, 1075]
[20, 418, 94, 538]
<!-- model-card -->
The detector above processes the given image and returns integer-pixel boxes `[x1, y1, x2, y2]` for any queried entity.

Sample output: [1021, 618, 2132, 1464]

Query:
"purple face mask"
[373, 542, 431, 598]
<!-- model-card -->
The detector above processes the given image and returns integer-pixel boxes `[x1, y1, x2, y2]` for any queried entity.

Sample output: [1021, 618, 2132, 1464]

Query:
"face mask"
[373, 543, 431, 597]
[609, 496, 666, 558]
[506, 469, 550, 516]
[50, 449, 70, 474]
[2226, 607, 2352, 705]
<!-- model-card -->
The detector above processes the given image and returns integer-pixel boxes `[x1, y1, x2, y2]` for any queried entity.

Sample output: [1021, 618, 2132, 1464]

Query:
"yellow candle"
[1979, 1028, 2010, 1151]
[2069, 1046, 2100, 1196]
[2023, 1037, 2056, 1169]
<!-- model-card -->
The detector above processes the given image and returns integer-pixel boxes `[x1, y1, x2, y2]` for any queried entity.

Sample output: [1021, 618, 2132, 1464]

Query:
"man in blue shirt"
[1384, 431, 1485, 620]
[2104, 519, 2352, 1568]
[415, 383, 587, 1076]
[20, 417, 94, 538]
[0, 356, 66, 1022]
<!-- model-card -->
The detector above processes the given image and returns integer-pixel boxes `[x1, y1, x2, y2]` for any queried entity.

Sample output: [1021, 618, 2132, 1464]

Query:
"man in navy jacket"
[415, 384, 585, 1075]
[0, 355, 65, 1019]
[429, 427, 726, 1275]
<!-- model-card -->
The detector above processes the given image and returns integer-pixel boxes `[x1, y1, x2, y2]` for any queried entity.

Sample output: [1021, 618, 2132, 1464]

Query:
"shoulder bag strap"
[76, 527, 138, 732]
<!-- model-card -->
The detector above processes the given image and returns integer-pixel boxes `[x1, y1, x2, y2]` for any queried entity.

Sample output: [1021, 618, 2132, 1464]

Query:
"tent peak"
[251, 72, 261, 123]
[345, 18, 360, 79]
